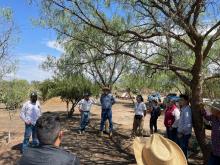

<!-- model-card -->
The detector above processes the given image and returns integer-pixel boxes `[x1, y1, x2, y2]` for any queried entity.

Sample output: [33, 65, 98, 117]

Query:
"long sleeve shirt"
[78, 99, 95, 112]
[172, 108, 180, 128]
[177, 105, 192, 135]
[100, 93, 115, 110]
[20, 100, 41, 125]
[202, 110, 220, 157]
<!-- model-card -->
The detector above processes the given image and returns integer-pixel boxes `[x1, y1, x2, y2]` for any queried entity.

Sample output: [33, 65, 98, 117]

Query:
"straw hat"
[102, 86, 110, 91]
[133, 134, 187, 165]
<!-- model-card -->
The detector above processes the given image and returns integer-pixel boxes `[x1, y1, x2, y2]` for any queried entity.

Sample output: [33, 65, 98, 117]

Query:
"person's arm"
[37, 101, 42, 117]
[78, 100, 83, 112]
[182, 107, 192, 134]
[111, 95, 116, 105]
[172, 109, 180, 128]
[143, 103, 147, 116]
[20, 103, 30, 124]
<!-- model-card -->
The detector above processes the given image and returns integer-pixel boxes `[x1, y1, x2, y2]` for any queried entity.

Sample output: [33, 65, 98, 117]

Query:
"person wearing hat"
[99, 86, 115, 137]
[201, 101, 220, 165]
[20, 91, 41, 153]
[131, 95, 147, 137]
[133, 134, 187, 165]
[78, 92, 95, 134]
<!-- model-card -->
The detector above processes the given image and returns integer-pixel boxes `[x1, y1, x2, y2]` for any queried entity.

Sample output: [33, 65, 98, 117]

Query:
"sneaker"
[109, 132, 112, 137]
[82, 130, 85, 134]
[78, 130, 82, 134]
[99, 131, 103, 137]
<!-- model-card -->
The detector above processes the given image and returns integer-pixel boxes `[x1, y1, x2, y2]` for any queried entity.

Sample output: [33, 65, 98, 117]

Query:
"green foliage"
[0, 80, 30, 109]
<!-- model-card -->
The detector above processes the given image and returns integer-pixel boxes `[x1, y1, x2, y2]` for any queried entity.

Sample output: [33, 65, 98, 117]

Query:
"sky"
[0, 0, 63, 82]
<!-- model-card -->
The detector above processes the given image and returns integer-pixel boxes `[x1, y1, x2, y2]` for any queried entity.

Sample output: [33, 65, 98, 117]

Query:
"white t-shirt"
[78, 99, 95, 112]
[134, 102, 147, 116]
[20, 100, 41, 125]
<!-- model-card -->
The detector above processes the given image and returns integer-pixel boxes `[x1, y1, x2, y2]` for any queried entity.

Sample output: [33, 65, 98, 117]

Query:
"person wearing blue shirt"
[99, 87, 115, 137]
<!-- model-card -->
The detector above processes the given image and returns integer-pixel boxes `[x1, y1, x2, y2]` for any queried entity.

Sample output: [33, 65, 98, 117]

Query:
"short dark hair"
[136, 95, 144, 102]
[36, 112, 61, 145]
[179, 94, 189, 102]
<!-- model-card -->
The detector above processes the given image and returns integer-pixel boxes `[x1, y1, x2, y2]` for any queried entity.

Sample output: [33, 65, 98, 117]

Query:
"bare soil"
[0, 97, 206, 164]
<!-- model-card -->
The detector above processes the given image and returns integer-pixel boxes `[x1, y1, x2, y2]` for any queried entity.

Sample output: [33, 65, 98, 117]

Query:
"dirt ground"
[0, 97, 205, 165]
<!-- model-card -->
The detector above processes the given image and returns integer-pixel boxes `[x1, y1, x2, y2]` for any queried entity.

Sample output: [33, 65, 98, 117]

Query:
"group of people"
[18, 89, 220, 165]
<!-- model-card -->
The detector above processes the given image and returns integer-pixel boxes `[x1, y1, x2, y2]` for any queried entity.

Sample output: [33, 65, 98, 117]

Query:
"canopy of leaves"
[0, 79, 30, 109]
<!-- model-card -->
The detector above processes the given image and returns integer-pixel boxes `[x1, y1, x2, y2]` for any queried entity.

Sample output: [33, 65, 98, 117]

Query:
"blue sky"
[0, 0, 62, 82]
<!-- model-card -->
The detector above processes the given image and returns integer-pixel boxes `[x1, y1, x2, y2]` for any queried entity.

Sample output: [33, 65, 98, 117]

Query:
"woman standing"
[131, 95, 147, 137]
[149, 99, 161, 134]
[164, 98, 180, 143]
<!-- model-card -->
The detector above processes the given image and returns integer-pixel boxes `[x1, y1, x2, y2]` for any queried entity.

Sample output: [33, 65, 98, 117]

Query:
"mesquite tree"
[37, 0, 220, 163]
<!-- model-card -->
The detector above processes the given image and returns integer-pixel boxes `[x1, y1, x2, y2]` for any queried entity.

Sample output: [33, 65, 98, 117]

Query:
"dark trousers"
[208, 153, 220, 165]
[178, 134, 191, 158]
[100, 109, 113, 132]
[150, 117, 158, 133]
[166, 127, 178, 143]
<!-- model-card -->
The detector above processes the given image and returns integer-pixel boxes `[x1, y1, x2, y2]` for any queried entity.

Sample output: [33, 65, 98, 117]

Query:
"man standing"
[20, 92, 41, 153]
[18, 112, 80, 165]
[99, 87, 115, 137]
[78, 93, 95, 134]
[177, 94, 192, 158]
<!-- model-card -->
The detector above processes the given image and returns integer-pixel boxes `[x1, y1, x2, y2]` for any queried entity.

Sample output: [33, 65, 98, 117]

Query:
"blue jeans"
[80, 111, 90, 131]
[208, 153, 220, 165]
[166, 127, 178, 143]
[178, 134, 191, 158]
[100, 109, 113, 132]
[22, 124, 39, 153]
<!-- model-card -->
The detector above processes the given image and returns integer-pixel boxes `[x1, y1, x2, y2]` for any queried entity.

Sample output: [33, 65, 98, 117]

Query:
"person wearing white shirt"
[177, 94, 192, 159]
[20, 92, 41, 153]
[78, 93, 95, 134]
[132, 95, 147, 137]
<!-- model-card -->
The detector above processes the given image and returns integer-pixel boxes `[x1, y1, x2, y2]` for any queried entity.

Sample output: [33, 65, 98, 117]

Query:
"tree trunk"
[191, 75, 211, 164]
[68, 102, 75, 118]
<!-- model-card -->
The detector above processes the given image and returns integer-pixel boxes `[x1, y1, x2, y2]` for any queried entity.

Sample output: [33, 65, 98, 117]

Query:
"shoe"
[82, 130, 85, 134]
[78, 130, 82, 134]
[109, 132, 112, 137]
[99, 131, 103, 137]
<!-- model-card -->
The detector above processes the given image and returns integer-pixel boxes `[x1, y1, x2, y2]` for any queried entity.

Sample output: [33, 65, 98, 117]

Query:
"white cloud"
[46, 40, 65, 53]
[23, 54, 47, 63]
[6, 53, 54, 82]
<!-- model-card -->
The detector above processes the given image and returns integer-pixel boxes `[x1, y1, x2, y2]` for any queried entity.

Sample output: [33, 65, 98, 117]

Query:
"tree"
[0, 79, 30, 109]
[42, 27, 131, 88]
[37, 0, 220, 163]
[0, 7, 17, 79]
[39, 75, 98, 117]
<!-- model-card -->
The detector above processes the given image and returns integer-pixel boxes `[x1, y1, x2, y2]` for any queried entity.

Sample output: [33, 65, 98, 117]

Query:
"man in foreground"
[18, 112, 80, 165]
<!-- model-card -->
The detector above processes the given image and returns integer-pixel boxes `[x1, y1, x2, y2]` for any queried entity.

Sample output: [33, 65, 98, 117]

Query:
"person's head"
[207, 101, 220, 118]
[102, 86, 110, 94]
[84, 92, 90, 100]
[179, 94, 190, 107]
[136, 95, 144, 103]
[152, 99, 158, 106]
[36, 112, 62, 147]
[30, 92, 38, 103]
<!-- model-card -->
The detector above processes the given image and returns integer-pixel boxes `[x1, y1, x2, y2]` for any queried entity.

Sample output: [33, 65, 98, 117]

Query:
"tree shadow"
[58, 111, 136, 165]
